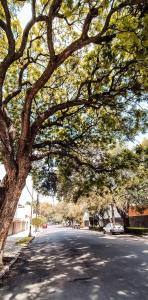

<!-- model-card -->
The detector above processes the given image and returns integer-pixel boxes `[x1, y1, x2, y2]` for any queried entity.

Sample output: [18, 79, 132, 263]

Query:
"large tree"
[0, 0, 147, 263]
[44, 141, 148, 228]
[114, 141, 148, 228]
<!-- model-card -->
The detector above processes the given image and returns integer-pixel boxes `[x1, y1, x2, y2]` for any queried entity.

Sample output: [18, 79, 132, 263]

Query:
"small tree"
[32, 216, 47, 228]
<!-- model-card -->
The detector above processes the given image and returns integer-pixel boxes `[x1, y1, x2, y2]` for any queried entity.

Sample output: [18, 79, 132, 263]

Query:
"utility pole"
[35, 193, 40, 232]
[111, 203, 115, 225]
[28, 186, 34, 237]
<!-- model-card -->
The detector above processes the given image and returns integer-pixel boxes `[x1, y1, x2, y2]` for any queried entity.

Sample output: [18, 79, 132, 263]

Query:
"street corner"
[0, 265, 9, 280]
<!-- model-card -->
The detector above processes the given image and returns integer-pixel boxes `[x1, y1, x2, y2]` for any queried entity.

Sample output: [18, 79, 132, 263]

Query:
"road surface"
[0, 226, 148, 300]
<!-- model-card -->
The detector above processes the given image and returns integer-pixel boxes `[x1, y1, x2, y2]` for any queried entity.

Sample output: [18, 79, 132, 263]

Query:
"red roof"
[129, 208, 148, 217]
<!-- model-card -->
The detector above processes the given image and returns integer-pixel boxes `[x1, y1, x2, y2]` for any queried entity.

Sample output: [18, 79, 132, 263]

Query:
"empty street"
[0, 226, 148, 300]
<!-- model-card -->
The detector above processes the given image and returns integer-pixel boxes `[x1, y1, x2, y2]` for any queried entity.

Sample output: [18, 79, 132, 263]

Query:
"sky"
[126, 132, 148, 149]
[18, 3, 32, 28]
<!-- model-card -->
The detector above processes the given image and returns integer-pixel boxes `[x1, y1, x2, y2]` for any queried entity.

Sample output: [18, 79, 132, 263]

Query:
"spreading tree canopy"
[0, 0, 147, 263]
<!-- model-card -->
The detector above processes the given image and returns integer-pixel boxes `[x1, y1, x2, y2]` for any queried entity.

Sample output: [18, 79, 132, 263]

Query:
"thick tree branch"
[0, 109, 16, 172]
[0, 0, 15, 54]
[41, 107, 83, 130]
[18, 0, 133, 150]
[3, 61, 32, 105]
[16, 15, 48, 60]
[32, 0, 36, 20]
[81, 7, 98, 40]
[19, 0, 130, 119]
[0, 14, 48, 106]
[31, 99, 88, 137]
[33, 123, 93, 149]
[31, 149, 114, 175]
[46, 0, 62, 58]
[31, 58, 137, 137]
[0, 19, 10, 38]
[1, 0, 140, 161]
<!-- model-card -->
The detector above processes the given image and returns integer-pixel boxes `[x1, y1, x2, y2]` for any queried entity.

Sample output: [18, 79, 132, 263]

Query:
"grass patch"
[89, 226, 103, 231]
[127, 227, 148, 230]
[15, 237, 33, 245]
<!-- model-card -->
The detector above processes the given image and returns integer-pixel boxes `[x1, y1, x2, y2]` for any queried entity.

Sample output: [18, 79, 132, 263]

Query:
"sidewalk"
[0, 228, 38, 279]
[4, 229, 34, 258]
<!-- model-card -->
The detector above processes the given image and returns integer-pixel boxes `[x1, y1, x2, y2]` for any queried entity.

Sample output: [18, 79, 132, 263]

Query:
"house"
[128, 208, 148, 227]
[8, 203, 31, 236]
[83, 209, 90, 227]
[88, 204, 148, 228]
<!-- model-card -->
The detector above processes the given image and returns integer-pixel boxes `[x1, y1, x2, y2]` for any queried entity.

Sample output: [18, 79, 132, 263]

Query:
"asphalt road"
[0, 226, 148, 300]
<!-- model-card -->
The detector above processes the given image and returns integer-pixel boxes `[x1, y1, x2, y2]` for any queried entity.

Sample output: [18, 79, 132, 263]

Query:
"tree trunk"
[0, 160, 30, 265]
[111, 203, 115, 225]
[107, 208, 112, 223]
[116, 207, 130, 231]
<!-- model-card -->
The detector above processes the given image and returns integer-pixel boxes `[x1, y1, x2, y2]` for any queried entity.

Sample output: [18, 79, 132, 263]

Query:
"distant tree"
[39, 202, 55, 220]
[51, 201, 83, 224]
[55, 141, 148, 228]
[141, 138, 148, 149]
[32, 216, 47, 228]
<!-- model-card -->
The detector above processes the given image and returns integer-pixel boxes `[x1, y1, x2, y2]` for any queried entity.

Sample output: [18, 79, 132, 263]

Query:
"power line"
[26, 184, 34, 200]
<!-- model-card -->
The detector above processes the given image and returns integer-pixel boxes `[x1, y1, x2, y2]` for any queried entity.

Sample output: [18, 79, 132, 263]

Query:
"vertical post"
[35, 193, 39, 232]
[36, 193, 39, 218]
[111, 203, 115, 225]
[93, 214, 94, 227]
[107, 207, 112, 223]
[52, 194, 55, 205]
[28, 186, 33, 237]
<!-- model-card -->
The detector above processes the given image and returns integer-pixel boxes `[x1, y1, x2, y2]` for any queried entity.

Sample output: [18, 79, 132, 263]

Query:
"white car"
[73, 222, 80, 229]
[103, 223, 124, 235]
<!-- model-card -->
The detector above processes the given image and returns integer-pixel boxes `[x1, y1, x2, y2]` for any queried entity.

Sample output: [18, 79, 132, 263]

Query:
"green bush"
[89, 226, 103, 231]
[32, 216, 47, 227]
[126, 227, 148, 235]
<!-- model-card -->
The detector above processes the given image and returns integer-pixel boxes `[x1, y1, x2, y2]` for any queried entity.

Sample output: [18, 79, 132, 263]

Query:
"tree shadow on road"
[0, 229, 148, 300]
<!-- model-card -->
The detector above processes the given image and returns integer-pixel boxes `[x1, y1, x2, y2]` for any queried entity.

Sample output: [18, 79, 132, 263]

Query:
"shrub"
[32, 216, 47, 227]
[126, 227, 148, 235]
[89, 226, 103, 231]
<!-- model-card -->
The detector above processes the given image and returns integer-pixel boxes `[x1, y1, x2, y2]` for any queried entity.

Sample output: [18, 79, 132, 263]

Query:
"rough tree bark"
[0, 157, 31, 265]
[106, 208, 112, 224]
[116, 206, 130, 231]
[111, 203, 115, 225]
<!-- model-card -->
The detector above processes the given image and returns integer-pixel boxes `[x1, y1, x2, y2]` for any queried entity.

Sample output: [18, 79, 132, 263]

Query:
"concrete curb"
[89, 228, 148, 240]
[0, 266, 9, 279]
[0, 236, 35, 280]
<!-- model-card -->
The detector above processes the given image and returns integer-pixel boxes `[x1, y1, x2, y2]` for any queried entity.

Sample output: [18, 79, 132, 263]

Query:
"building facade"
[8, 204, 31, 236]
[129, 208, 148, 227]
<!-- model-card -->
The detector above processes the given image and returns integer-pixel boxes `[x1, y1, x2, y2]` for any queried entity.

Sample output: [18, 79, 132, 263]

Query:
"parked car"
[103, 223, 124, 235]
[73, 222, 80, 229]
[65, 221, 70, 227]
[42, 224, 48, 228]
